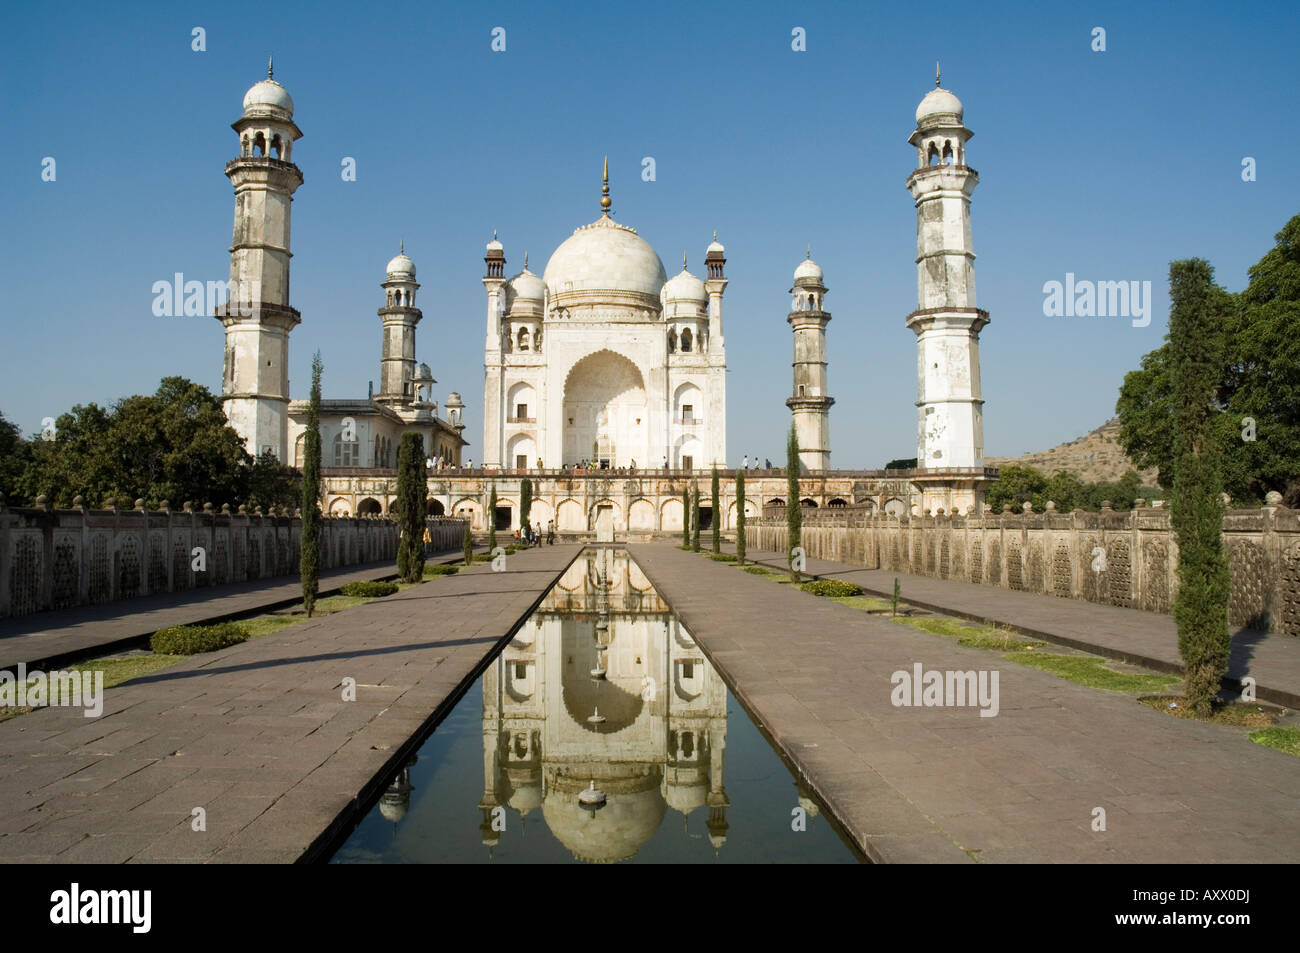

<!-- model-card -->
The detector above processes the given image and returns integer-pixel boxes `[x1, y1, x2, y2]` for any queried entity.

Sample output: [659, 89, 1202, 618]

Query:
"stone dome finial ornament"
[600, 156, 612, 214]
[936, 59, 940, 87]
[269, 54, 274, 79]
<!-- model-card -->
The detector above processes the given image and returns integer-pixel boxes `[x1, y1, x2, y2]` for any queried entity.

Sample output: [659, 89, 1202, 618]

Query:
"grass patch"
[241, 615, 303, 638]
[799, 579, 863, 598]
[742, 565, 773, 575]
[340, 581, 399, 598]
[708, 553, 737, 562]
[899, 617, 1046, 651]
[1248, 726, 1300, 756]
[1138, 694, 1276, 726]
[67, 654, 184, 689]
[1009, 653, 1180, 694]
[151, 622, 250, 656]
[424, 563, 461, 577]
[830, 595, 896, 612]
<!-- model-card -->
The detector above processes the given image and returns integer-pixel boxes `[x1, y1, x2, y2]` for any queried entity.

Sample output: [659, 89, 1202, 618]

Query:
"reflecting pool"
[332, 549, 860, 863]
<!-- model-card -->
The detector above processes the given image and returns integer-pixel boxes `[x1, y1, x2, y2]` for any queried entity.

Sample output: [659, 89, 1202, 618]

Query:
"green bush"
[799, 579, 863, 598]
[340, 580, 400, 597]
[423, 564, 460, 577]
[743, 565, 770, 575]
[151, 623, 250, 656]
[709, 553, 737, 562]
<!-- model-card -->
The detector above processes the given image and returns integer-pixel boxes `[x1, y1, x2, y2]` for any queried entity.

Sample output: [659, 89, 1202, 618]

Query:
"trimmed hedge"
[708, 553, 737, 562]
[151, 623, 250, 656]
[340, 581, 400, 597]
[424, 564, 461, 577]
[799, 579, 864, 598]
[743, 565, 771, 575]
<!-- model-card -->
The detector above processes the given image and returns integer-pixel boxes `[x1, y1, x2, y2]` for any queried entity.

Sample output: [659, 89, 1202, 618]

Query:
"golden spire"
[935, 60, 941, 87]
[713, 230, 718, 241]
[682, 251, 688, 270]
[524, 251, 529, 270]
[268, 55, 274, 80]
[806, 243, 812, 259]
[600, 156, 612, 213]
[399, 239, 404, 254]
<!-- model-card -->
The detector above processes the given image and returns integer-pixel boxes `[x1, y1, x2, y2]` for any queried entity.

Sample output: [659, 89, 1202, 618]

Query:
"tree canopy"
[1117, 214, 1300, 504]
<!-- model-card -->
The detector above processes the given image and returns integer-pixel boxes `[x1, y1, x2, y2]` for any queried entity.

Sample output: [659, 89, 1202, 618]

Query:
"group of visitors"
[515, 521, 556, 546]
[739, 455, 772, 470]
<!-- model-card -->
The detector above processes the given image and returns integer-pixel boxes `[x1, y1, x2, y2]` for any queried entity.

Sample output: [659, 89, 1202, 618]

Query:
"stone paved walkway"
[0, 544, 578, 863]
[730, 543, 1300, 709]
[631, 543, 1300, 864]
[0, 548, 473, 673]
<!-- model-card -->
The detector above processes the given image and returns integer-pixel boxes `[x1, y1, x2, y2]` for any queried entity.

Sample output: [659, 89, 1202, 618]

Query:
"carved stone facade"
[747, 500, 1300, 635]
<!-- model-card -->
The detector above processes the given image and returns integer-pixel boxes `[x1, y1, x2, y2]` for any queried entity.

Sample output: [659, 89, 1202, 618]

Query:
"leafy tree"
[735, 468, 747, 566]
[488, 482, 498, 551]
[710, 465, 720, 553]
[884, 457, 917, 470]
[300, 354, 323, 616]
[395, 432, 426, 583]
[787, 422, 802, 581]
[248, 450, 301, 512]
[0, 411, 31, 501]
[1167, 259, 1232, 717]
[985, 464, 1047, 514]
[1118, 214, 1300, 505]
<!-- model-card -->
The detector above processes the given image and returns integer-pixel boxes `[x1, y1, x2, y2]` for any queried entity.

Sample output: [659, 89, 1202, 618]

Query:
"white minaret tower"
[376, 244, 421, 405]
[905, 66, 991, 513]
[481, 232, 507, 469]
[703, 233, 729, 467]
[786, 249, 833, 470]
[216, 58, 303, 462]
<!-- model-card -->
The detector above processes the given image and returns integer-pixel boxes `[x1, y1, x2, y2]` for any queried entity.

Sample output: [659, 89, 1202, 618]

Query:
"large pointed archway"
[562, 350, 647, 468]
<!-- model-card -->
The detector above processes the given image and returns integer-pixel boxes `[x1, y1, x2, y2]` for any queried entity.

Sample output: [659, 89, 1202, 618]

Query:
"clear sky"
[3, 0, 1295, 468]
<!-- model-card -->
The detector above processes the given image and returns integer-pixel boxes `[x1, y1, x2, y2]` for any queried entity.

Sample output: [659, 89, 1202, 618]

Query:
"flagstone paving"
[0, 547, 473, 673]
[731, 544, 1300, 709]
[0, 545, 578, 863]
[630, 543, 1300, 864]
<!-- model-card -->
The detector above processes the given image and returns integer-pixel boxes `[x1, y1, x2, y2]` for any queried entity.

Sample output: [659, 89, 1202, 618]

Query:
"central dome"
[543, 215, 667, 310]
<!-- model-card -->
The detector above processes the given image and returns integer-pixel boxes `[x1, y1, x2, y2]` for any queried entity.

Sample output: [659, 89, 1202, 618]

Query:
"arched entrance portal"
[562, 351, 647, 468]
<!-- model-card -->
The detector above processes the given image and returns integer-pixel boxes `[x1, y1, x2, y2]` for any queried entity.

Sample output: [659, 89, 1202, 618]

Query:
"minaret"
[703, 232, 728, 468]
[786, 249, 833, 470]
[216, 59, 303, 462]
[905, 66, 991, 512]
[482, 232, 506, 469]
[376, 244, 421, 405]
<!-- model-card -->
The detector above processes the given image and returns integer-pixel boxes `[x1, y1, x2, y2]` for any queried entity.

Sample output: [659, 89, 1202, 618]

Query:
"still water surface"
[332, 549, 860, 863]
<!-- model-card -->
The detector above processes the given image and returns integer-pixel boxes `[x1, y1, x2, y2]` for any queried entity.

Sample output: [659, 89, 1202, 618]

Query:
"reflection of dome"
[543, 215, 667, 308]
[505, 771, 543, 815]
[916, 86, 963, 125]
[664, 773, 709, 815]
[543, 770, 666, 863]
[378, 794, 407, 822]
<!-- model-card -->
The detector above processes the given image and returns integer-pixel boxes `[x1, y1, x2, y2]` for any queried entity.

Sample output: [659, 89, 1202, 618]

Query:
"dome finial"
[936, 60, 941, 87]
[400, 238, 404, 254]
[493, 228, 497, 241]
[713, 230, 717, 241]
[682, 251, 688, 271]
[268, 55, 274, 80]
[600, 156, 612, 213]
[806, 243, 812, 259]
[524, 250, 529, 270]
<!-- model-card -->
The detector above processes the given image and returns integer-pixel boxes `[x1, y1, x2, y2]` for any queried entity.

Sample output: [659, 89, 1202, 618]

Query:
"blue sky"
[2, 0, 1295, 467]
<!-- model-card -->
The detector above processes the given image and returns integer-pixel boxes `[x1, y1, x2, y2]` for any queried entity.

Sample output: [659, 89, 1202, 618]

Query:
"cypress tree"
[519, 477, 532, 537]
[711, 465, 721, 553]
[682, 487, 690, 548]
[691, 483, 701, 552]
[1168, 258, 1232, 717]
[488, 481, 497, 552]
[395, 432, 426, 583]
[787, 421, 802, 581]
[300, 352, 323, 617]
[462, 516, 473, 565]
[735, 467, 747, 566]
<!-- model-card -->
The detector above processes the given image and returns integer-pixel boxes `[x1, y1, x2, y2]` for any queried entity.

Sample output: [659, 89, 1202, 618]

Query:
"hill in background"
[987, 418, 1159, 487]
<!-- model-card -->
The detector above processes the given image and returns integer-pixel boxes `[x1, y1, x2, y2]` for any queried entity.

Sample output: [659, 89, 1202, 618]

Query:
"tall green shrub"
[300, 352, 323, 617]
[691, 484, 701, 552]
[711, 465, 720, 553]
[462, 517, 473, 565]
[1168, 259, 1232, 717]
[520, 477, 532, 535]
[488, 482, 498, 552]
[787, 422, 802, 581]
[682, 487, 690, 547]
[735, 468, 747, 566]
[395, 432, 426, 583]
